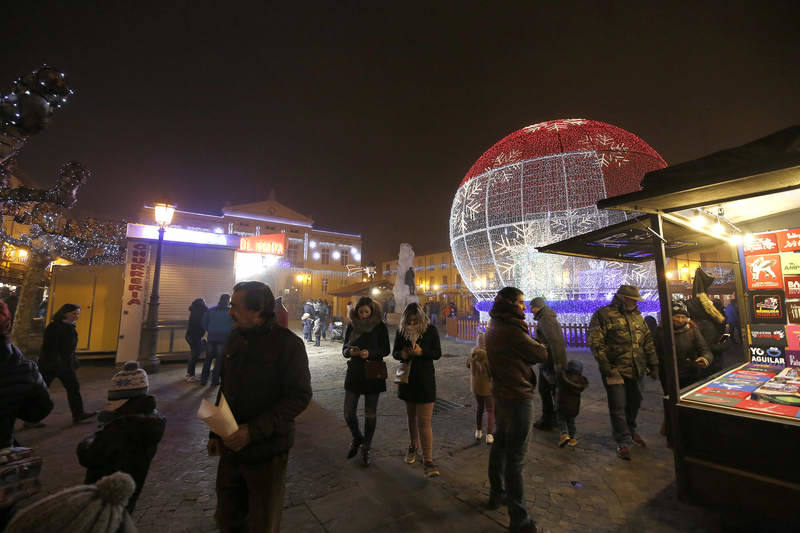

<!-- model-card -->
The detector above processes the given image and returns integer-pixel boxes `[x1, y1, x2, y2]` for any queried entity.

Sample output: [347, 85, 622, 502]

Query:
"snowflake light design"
[450, 119, 667, 320]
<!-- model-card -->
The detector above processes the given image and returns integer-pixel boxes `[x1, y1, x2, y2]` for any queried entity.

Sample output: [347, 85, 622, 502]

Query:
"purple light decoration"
[474, 298, 661, 315]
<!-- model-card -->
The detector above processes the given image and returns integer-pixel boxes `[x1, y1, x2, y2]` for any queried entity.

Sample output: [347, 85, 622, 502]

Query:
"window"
[442, 276, 447, 285]
[321, 248, 330, 265]
[287, 242, 299, 265]
[255, 225, 261, 235]
[341, 250, 349, 265]
[322, 279, 328, 295]
[227, 222, 234, 233]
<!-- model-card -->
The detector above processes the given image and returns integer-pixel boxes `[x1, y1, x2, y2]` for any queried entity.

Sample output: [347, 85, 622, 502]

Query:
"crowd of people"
[0, 273, 735, 533]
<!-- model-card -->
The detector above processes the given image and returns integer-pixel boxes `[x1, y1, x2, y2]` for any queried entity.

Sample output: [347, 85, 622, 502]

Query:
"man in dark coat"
[208, 281, 312, 533]
[0, 300, 53, 449]
[685, 267, 729, 371]
[530, 297, 567, 431]
[655, 300, 713, 391]
[588, 285, 658, 461]
[485, 287, 548, 533]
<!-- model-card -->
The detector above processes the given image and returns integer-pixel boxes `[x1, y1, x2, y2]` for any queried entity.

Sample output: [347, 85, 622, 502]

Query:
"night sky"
[3, 2, 799, 262]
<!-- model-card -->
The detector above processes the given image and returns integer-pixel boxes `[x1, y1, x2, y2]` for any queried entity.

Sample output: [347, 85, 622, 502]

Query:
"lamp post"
[138, 202, 175, 372]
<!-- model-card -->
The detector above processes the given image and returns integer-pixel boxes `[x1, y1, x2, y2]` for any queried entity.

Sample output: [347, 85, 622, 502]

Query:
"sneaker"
[632, 433, 647, 447]
[347, 438, 362, 459]
[558, 433, 570, 448]
[361, 445, 372, 466]
[184, 374, 197, 382]
[423, 461, 440, 478]
[568, 437, 578, 447]
[404, 445, 417, 464]
[616, 445, 631, 460]
[485, 433, 494, 445]
[474, 429, 483, 441]
[73, 412, 97, 424]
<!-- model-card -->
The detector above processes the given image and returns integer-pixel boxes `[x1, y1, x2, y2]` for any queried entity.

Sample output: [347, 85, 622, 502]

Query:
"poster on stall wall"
[781, 253, 800, 276]
[788, 301, 800, 324]
[786, 351, 800, 368]
[776, 229, 800, 253]
[748, 344, 786, 366]
[786, 325, 800, 351]
[743, 233, 779, 255]
[784, 275, 800, 299]
[744, 254, 782, 290]
[748, 324, 787, 347]
[748, 290, 785, 324]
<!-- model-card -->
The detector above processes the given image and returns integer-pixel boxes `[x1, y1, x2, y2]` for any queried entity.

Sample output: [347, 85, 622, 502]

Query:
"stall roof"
[597, 125, 800, 214]
[537, 215, 724, 263]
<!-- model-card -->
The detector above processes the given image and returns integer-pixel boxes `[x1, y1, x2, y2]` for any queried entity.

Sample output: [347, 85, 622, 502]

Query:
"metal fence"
[449, 318, 589, 347]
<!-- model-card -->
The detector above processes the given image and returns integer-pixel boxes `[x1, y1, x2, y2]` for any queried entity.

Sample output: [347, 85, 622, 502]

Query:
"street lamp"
[139, 202, 175, 372]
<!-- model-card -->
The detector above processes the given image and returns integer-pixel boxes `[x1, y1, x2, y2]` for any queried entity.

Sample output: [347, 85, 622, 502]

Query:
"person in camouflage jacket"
[588, 284, 658, 461]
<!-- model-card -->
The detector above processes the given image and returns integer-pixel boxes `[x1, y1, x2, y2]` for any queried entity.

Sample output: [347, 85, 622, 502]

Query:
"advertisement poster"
[788, 301, 800, 324]
[748, 324, 787, 347]
[781, 252, 800, 276]
[744, 254, 782, 290]
[748, 344, 786, 366]
[776, 229, 800, 253]
[787, 351, 800, 368]
[734, 399, 800, 417]
[748, 290, 785, 323]
[786, 325, 800, 352]
[743, 233, 778, 255]
[685, 391, 744, 407]
[784, 275, 800, 299]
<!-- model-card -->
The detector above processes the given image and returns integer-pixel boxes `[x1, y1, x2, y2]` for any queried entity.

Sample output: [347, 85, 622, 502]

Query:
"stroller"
[331, 316, 345, 341]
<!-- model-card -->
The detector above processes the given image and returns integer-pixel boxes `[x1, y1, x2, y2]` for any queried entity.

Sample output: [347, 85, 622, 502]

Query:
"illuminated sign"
[743, 233, 778, 255]
[239, 234, 287, 256]
[126, 243, 148, 306]
[777, 229, 800, 253]
[126, 224, 240, 247]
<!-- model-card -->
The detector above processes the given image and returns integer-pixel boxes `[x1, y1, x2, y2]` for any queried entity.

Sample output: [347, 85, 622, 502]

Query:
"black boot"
[347, 438, 362, 459]
[533, 416, 555, 430]
[361, 444, 372, 466]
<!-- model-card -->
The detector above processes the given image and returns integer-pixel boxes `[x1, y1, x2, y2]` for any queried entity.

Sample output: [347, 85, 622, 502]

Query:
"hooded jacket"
[685, 268, 727, 362]
[556, 370, 589, 419]
[186, 299, 208, 340]
[39, 320, 79, 372]
[0, 341, 53, 448]
[203, 305, 234, 344]
[485, 298, 548, 400]
[343, 300, 390, 394]
[77, 394, 166, 513]
[467, 334, 492, 396]
[588, 293, 658, 380]
[655, 321, 713, 390]
[533, 305, 567, 375]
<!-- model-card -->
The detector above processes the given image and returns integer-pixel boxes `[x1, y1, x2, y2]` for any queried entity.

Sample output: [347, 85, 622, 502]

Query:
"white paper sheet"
[197, 393, 239, 438]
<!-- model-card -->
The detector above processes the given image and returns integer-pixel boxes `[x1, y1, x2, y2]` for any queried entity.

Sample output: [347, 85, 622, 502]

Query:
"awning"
[537, 214, 724, 263]
[597, 125, 800, 214]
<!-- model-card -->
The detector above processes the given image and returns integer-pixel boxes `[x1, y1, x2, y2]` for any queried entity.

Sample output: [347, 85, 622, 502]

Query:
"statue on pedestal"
[392, 243, 419, 313]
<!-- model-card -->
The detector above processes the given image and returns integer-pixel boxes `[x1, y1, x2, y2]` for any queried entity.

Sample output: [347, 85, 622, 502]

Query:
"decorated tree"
[1, 66, 125, 351]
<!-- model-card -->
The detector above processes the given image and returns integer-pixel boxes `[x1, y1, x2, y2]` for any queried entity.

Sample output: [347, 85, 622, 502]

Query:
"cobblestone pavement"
[14, 322, 724, 532]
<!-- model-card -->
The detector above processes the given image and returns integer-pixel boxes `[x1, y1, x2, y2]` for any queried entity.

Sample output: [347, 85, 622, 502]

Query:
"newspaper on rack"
[197, 393, 239, 438]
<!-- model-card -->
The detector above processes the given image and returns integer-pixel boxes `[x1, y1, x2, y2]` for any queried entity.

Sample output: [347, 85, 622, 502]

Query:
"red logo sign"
[239, 234, 287, 256]
[785, 275, 800, 298]
[777, 229, 800, 253]
[743, 233, 778, 255]
[127, 243, 148, 306]
[789, 302, 800, 325]
[745, 254, 783, 290]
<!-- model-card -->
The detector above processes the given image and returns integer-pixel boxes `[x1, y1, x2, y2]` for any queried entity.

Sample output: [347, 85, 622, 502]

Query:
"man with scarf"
[588, 285, 658, 461]
[485, 287, 547, 533]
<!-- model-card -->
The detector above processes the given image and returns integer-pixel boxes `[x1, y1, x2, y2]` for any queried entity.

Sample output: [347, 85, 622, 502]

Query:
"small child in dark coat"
[557, 359, 589, 448]
[77, 361, 166, 513]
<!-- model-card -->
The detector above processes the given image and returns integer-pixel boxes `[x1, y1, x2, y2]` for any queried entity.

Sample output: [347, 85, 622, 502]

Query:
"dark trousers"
[186, 336, 203, 376]
[201, 342, 225, 385]
[216, 453, 288, 533]
[40, 365, 85, 418]
[488, 397, 535, 532]
[344, 391, 379, 446]
[475, 394, 495, 433]
[538, 368, 556, 421]
[603, 375, 644, 446]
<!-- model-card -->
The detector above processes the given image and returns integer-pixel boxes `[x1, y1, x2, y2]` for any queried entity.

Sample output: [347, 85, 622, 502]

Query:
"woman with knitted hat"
[77, 361, 166, 513]
[5, 471, 138, 533]
[38, 303, 96, 424]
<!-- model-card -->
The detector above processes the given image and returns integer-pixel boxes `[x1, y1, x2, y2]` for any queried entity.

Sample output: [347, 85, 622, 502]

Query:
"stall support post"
[650, 213, 687, 497]
[138, 226, 165, 373]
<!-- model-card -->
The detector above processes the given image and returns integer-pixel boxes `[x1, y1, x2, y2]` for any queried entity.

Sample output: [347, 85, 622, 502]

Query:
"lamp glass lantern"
[154, 203, 175, 227]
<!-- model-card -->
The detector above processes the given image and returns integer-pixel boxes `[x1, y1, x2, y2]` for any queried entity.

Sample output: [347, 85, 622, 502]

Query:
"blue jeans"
[488, 397, 535, 532]
[603, 375, 644, 446]
[201, 341, 225, 385]
[558, 414, 576, 438]
[185, 336, 203, 376]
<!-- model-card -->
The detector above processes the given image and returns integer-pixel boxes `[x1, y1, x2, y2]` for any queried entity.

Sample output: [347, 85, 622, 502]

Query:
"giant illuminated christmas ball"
[450, 119, 667, 320]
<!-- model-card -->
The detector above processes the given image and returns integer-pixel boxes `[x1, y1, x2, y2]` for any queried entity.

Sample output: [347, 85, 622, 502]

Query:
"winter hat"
[5, 471, 137, 533]
[616, 284, 644, 301]
[108, 361, 149, 401]
[671, 300, 690, 318]
[566, 360, 584, 375]
[530, 297, 546, 310]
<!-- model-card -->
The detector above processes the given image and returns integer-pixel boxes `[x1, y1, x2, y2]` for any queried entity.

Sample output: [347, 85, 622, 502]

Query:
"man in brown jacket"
[208, 281, 312, 532]
[485, 287, 548, 533]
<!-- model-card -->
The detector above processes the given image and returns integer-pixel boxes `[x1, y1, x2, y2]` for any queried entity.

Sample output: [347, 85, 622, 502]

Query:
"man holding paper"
[588, 284, 658, 462]
[207, 281, 312, 533]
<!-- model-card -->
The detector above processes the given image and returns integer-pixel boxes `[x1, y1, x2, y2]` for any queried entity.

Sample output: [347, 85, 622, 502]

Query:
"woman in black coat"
[342, 296, 390, 466]
[392, 302, 442, 478]
[37, 303, 95, 424]
[184, 298, 207, 381]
